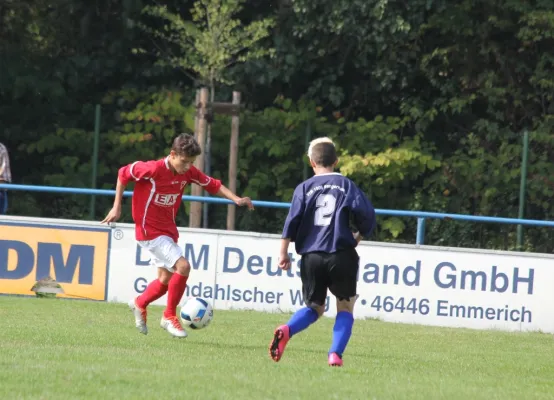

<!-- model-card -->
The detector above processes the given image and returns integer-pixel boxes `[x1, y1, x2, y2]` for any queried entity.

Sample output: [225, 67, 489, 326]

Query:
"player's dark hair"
[172, 133, 201, 157]
[310, 142, 337, 167]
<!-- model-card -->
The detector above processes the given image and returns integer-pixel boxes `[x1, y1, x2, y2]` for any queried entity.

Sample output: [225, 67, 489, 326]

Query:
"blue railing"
[2, 183, 554, 245]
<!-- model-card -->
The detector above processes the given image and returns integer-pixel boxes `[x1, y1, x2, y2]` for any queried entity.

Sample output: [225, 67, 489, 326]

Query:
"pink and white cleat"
[269, 325, 290, 362]
[328, 352, 343, 367]
[160, 316, 188, 338]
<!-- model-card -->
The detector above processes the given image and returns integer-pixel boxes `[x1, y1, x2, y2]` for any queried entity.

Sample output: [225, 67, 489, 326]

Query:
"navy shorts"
[300, 247, 360, 307]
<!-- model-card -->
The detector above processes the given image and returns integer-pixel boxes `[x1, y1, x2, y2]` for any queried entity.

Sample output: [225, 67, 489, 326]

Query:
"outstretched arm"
[101, 178, 126, 224]
[217, 184, 254, 210]
[101, 160, 158, 224]
[189, 166, 254, 210]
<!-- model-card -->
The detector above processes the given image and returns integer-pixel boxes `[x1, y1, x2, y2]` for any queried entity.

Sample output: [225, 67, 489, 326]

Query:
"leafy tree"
[406, 0, 554, 250]
[5, 0, 554, 253]
[136, 0, 275, 216]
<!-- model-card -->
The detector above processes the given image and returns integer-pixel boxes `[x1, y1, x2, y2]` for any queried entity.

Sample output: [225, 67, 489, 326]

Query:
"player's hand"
[235, 197, 254, 210]
[278, 253, 291, 270]
[353, 232, 362, 247]
[101, 206, 121, 224]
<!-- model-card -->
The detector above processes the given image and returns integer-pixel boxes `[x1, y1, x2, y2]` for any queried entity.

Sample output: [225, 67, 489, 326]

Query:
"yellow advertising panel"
[0, 222, 110, 300]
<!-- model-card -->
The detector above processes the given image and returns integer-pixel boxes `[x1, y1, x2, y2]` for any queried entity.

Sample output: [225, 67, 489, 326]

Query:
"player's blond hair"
[307, 137, 335, 161]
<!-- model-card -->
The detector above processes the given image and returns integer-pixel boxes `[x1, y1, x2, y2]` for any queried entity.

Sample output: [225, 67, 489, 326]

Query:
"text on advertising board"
[0, 222, 110, 300]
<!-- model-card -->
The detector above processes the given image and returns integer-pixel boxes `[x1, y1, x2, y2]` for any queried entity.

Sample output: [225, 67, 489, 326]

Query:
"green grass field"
[1, 296, 553, 400]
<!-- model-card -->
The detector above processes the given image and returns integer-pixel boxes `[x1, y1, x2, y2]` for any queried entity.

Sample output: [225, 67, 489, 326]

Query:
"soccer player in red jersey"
[102, 133, 254, 338]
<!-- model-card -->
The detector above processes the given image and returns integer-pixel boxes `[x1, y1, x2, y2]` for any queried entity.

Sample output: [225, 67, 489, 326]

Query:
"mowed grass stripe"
[0, 296, 553, 400]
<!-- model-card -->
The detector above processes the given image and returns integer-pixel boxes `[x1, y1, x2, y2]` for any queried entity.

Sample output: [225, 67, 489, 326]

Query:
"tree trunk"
[189, 87, 208, 228]
[227, 91, 241, 230]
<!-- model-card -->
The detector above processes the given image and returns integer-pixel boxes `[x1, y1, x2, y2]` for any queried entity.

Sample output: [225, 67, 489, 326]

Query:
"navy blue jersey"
[281, 173, 376, 254]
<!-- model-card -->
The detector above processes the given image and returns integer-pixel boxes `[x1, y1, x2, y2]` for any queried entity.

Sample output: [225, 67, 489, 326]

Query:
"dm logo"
[0, 222, 110, 300]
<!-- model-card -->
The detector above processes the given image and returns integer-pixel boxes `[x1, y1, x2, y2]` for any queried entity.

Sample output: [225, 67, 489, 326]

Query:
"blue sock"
[329, 311, 354, 357]
[286, 307, 319, 337]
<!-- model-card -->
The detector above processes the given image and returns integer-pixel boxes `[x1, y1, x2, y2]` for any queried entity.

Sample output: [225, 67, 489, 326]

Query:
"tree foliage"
[2, 0, 554, 252]
[137, 0, 274, 89]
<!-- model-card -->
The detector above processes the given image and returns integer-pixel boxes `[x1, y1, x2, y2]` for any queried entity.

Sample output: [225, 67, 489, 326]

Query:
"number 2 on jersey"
[314, 194, 337, 226]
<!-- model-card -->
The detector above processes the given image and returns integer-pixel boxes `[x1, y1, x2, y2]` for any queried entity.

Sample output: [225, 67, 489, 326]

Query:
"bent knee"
[157, 267, 173, 284]
[336, 296, 357, 313]
[306, 302, 325, 317]
[174, 258, 191, 276]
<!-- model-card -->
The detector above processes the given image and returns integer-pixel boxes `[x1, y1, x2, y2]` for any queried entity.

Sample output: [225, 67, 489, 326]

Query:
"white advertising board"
[1, 215, 553, 334]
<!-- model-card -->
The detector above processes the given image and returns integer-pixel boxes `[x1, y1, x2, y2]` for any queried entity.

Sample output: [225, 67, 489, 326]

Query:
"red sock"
[136, 279, 168, 309]
[163, 273, 188, 318]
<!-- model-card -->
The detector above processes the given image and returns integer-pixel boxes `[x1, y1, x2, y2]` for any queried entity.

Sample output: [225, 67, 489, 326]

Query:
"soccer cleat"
[160, 316, 188, 338]
[128, 298, 148, 335]
[269, 325, 290, 362]
[328, 352, 343, 367]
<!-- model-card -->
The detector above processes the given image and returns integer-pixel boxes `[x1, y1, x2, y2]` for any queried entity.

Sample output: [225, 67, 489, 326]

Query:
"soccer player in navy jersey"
[269, 137, 376, 367]
[102, 133, 254, 338]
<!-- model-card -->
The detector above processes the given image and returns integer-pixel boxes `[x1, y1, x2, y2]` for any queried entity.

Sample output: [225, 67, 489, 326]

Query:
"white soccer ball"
[179, 297, 213, 330]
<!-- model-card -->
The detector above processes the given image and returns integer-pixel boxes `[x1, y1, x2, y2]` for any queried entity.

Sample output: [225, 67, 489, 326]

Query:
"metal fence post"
[517, 130, 529, 251]
[416, 217, 426, 245]
[89, 105, 101, 220]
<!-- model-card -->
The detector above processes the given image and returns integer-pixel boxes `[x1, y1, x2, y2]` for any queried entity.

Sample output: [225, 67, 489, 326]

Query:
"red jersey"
[118, 157, 222, 242]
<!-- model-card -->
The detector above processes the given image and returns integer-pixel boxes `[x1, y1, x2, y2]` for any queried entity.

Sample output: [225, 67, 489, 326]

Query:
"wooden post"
[203, 126, 212, 229]
[226, 91, 241, 230]
[189, 87, 208, 228]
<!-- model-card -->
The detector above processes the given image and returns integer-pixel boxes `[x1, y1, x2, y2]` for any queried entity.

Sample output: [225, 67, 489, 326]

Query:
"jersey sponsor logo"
[0, 223, 110, 300]
[154, 193, 180, 206]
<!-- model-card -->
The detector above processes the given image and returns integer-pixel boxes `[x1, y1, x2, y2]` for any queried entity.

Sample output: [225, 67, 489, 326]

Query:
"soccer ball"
[179, 297, 213, 330]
